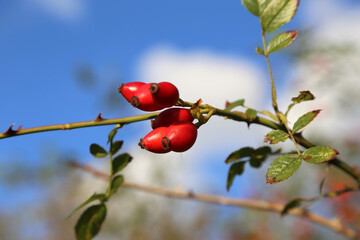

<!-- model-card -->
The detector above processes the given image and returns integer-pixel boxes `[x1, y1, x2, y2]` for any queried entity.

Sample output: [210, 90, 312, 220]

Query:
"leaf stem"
[262, 32, 279, 113]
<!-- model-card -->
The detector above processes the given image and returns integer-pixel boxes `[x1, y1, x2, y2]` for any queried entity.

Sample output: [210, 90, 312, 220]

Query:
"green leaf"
[266, 154, 302, 184]
[227, 161, 246, 191]
[261, 0, 299, 34]
[90, 144, 108, 158]
[225, 147, 254, 164]
[110, 141, 123, 155]
[256, 46, 264, 55]
[225, 99, 245, 111]
[242, 0, 271, 16]
[267, 30, 299, 54]
[302, 146, 339, 164]
[260, 110, 279, 122]
[66, 193, 106, 220]
[277, 112, 288, 125]
[75, 204, 107, 240]
[112, 153, 132, 174]
[107, 124, 122, 144]
[246, 108, 257, 122]
[291, 91, 315, 104]
[264, 130, 289, 144]
[281, 198, 307, 216]
[249, 146, 272, 168]
[292, 110, 321, 133]
[109, 175, 124, 196]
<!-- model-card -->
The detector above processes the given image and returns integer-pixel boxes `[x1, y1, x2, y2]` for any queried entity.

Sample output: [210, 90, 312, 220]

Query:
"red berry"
[118, 82, 145, 103]
[139, 127, 170, 154]
[150, 82, 179, 108]
[131, 83, 164, 111]
[152, 108, 194, 129]
[162, 121, 197, 152]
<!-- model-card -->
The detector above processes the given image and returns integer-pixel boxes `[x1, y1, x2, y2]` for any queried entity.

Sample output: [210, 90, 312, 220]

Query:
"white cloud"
[283, 1, 360, 148]
[28, 0, 85, 21]
[137, 46, 266, 108]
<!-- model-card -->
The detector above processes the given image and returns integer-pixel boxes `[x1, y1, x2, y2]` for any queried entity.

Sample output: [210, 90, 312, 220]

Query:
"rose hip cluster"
[118, 82, 197, 153]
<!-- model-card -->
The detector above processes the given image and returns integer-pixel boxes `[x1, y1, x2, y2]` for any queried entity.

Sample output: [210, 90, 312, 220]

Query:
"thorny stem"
[261, 32, 302, 156]
[1, 102, 360, 186]
[70, 161, 359, 240]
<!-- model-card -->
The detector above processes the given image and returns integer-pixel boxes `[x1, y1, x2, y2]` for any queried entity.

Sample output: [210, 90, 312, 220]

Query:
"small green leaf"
[292, 110, 321, 133]
[90, 144, 108, 158]
[291, 91, 315, 103]
[302, 146, 339, 164]
[66, 193, 106, 220]
[225, 147, 254, 164]
[264, 130, 289, 144]
[282, 198, 307, 216]
[277, 112, 288, 125]
[256, 46, 264, 55]
[242, 0, 271, 16]
[246, 108, 257, 122]
[249, 146, 272, 168]
[75, 204, 107, 240]
[112, 153, 132, 174]
[107, 125, 122, 144]
[261, 0, 299, 34]
[109, 175, 124, 196]
[110, 141, 123, 155]
[260, 110, 279, 122]
[267, 30, 299, 54]
[227, 161, 246, 191]
[266, 154, 302, 184]
[225, 99, 245, 111]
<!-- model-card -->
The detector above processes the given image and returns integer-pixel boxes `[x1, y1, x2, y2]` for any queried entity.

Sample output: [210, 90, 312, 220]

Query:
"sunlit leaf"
[227, 161, 246, 191]
[75, 204, 107, 240]
[225, 99, 245, 111]
[112, 153, 132, 174]
[291, 91, 315, 103]
[266, 154, 301, 184]
[66, 193, 106, 220]
[242, 0, 271, 16]
[110, 141, 123, 155]
[246, 108, 257, 122]
[225, 147, 254, 164]
[267, 30, 298, 54]
[261, 0, 299, 34]
[90, 144, 108, 158]
[292, 110, 321, 133]
[302, 146, 339, 164]
[260, 110, 279, 122]
[264, 130, 289, 144]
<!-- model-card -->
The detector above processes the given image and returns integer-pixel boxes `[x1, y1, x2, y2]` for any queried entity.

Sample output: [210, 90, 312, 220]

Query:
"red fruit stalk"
[118, 82, 145, 103]
[152, 108, 194, 129]
[139, 127, 170, 154]
[162, 121, 197, 152]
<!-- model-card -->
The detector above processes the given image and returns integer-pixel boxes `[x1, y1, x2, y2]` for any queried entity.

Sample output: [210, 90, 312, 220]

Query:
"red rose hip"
[152, 108, 194, 129]
[150, 82, 179, 108]
[118, 82, 145, 103]
[162, 121, 197, 152]
[139, 127, 170, 154]
[131, 83, 164, 111]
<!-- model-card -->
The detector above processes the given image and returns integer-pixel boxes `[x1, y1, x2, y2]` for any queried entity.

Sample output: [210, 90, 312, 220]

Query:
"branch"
[70, 161, 359, 239]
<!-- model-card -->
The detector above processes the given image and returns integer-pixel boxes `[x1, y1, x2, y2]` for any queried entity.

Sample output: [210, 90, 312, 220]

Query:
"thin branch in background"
[69, 161, 359, 239]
